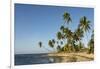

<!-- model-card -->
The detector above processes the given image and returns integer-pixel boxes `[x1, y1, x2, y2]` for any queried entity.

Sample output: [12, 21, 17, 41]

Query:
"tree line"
[38, 12, 94, 54]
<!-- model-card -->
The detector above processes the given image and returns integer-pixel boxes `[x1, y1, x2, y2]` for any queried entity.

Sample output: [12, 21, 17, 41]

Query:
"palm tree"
[38, 41, 51, 51]
[88, 30, 94, 54]
[65, 29, 73, 41]
[63, 12, 72, 24]
[48, 40, 54, 48]
[79, 16, 91, 48]
[91, 30, 94, 40]
[63, 27, 69, 34]
[60, 25, 65, 32]
[52, 39, 55, 44]
[78, 42, 84, 51]
[73, 33, 79, 42]
[38, 41, 42, 48]
[61, 27, 74, 52]
[57, 31, 62, 40]
[75, 28, 84, 41]
[56, 12, 72, 53]
[88, 39, 94, 54]
[79, 16, 91, 32]
[57, 45, 61, 52]
[63, 24, 73, 40]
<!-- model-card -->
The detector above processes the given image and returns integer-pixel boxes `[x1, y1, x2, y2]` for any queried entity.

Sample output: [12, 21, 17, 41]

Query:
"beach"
[47, 52, 94, 62]
[15, 52, 94, 65]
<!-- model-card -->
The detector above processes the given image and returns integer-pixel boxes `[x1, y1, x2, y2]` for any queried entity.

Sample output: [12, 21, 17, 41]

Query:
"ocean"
[15, 53, 54, 65]
[15, 53, 81, 65]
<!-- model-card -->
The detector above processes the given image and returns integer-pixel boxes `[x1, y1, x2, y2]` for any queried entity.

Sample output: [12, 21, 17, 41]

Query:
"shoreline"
[48, 52, 94, 58]
[47, 52, 94, 62]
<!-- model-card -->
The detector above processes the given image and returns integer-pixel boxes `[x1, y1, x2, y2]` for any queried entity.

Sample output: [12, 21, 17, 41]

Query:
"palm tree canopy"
[63, 27, 69, 34]
[64, 28, 73, 39]
[57, 45, 61, 51]
[74, 28, 84, 40]
[52, 39, 55, 44]
[60, 25, 65, 32]
[48, 40, 54, 48]
[57, 31, 62, 40]
[63, 12, 72, 24]
[73, 33, 79, 41]
[79, 16, 91, 32]
[38, 41, 42, 48]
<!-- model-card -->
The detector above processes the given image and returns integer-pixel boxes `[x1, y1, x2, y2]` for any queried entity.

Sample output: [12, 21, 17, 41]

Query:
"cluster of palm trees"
[38, 12, 94, 54]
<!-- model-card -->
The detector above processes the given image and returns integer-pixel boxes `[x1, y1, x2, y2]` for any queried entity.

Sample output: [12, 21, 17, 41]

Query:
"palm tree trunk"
[43, 46, 52, 52]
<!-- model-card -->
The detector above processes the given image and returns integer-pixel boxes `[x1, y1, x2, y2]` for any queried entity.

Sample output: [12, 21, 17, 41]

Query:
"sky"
[14, 3, 94, 54]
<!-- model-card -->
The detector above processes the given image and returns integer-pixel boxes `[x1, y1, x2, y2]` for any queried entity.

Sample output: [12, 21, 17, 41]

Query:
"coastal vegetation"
[38, 11, 94, 62]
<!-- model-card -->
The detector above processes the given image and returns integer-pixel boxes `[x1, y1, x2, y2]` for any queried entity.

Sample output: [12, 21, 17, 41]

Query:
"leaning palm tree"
[48, 40, 54, 48]
[38, 41, 51, 51]
[48, 40, 57, 52]
[63, 12, 72, 24]
[38, 41, 42, 48]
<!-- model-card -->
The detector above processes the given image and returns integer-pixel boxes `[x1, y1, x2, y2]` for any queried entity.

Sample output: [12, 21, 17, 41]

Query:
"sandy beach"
[47, 52, 94, 62]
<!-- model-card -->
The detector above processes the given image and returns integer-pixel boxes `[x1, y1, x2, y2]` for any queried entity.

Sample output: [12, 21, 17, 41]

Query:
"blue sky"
[15, 4, 94, 54]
